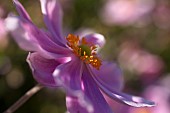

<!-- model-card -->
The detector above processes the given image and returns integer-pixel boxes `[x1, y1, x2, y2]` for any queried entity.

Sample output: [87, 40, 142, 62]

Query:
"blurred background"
[0, 0, 170, 113]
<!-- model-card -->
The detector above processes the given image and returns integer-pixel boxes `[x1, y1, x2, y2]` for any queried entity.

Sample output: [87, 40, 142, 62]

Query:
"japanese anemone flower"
[5, 0, 155, 113]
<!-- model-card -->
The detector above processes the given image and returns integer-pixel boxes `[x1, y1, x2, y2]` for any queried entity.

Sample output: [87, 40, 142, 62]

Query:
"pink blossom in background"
[100, 0, 155, 26]
[153, 1, 170, 29]
[118, 41, 164, 84]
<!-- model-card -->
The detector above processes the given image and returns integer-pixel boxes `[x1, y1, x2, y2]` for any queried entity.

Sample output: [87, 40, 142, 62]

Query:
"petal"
[53, 59, 97, 113]
[6, 14, 71, 57]
[105, 90, 156, 107]
[53, 57, 83, 90]
[5, 15, 39, 51]
[23, 22, 70, 55]
[13, 0, 31, 22]
[40, 0, 66, 44]
[27, 52, 70, 86]
[83, 33, 106, 48]
[66, 95, 93, 113]
[90, 66, 156, 107]
[91, 61, 124, 91]
[5, 16, 67, 59]
[12, 0, 69, 53]
[66, 66, 113, 113]
[53, 57, 82, 91]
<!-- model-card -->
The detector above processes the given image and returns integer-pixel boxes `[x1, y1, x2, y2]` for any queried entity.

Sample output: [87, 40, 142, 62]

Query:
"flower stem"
[3, 84, 44, 113]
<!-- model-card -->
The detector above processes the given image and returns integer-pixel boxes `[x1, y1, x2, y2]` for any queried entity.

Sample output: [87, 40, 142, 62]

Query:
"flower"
[153, 1, 170, 29]
[5, 0, 155, 113]
[118, 41, 164, 84]
[100, 0, 155, 26]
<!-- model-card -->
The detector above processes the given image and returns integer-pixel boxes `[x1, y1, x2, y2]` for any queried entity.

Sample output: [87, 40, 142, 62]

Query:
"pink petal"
[91, 61, 124, 91]
[6, 14, 71, 58]
[53, 59, 97, 113]
[23, 21, 70, 55]
[53, 57, 83, 90]
[105, 89, 156, 107]
[83, 33, 106, 48]
[5, 16, 67, 59]
[13, 0, 32, 22]
[27, 52, 70, 86]
[66, 95, 93, 113]
[85, 64, 155, 107]
[5, 15, 40, 51]
[91, 69, 155, 107]
[40, 0, 66, 44]
[12, 0, 69, 55]
[66, 66, 113, 113]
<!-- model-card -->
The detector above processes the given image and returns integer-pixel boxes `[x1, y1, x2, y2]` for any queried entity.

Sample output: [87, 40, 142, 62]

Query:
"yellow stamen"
[66, 34, 102, 70]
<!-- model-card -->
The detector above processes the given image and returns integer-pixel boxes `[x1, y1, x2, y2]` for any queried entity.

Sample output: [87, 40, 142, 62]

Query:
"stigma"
[66, 34, 102, 70]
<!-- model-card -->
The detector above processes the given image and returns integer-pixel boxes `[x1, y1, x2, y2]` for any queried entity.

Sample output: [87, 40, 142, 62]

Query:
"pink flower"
[153, 1, 170, 29]
[100, 0, 154, 26]
[118, 41, 164, 84]
[5, 0, 155, 113]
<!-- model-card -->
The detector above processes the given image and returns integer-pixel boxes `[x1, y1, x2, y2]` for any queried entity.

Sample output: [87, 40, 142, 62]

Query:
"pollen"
[66, 34, 102, 70]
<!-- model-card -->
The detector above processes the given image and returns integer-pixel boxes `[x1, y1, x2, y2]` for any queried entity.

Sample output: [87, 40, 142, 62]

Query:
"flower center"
[66, 34, 102, 70]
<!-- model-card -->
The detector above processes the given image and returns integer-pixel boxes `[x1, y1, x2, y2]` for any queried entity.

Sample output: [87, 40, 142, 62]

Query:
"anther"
[66, 34, 102, 70]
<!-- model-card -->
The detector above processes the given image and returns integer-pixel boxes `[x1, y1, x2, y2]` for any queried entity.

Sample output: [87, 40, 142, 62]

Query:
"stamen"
[66, 34, 102, 70]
